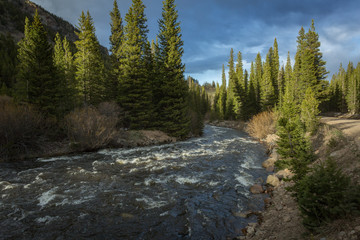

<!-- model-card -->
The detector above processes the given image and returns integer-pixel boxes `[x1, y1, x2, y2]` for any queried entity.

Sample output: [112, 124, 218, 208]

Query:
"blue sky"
[32, 0, 360, 85]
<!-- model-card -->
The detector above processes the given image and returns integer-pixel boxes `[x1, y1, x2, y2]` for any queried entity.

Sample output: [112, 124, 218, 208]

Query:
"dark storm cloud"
[32, 0, 360, 84]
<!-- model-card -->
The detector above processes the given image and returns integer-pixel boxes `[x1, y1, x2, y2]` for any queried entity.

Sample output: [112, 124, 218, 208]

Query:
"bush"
[296, 158, 360, 230]
[246, 111, 275, 139]
[0, 96, 44, 160]
[64, 105, 118, 150]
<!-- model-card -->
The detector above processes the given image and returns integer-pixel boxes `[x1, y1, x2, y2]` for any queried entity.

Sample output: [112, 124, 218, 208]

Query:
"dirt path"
[321, 117, 360, 148]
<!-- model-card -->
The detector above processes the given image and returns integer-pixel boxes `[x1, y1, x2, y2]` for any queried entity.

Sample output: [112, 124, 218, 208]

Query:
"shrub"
[296, 158, 360, 230]
[64, 105, 118, 150]
[0, 96, 44, 160]
[246, 111, 275, 139]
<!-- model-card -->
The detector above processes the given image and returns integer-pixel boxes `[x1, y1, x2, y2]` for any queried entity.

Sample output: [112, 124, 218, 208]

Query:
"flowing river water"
[0, 125, 269, 239]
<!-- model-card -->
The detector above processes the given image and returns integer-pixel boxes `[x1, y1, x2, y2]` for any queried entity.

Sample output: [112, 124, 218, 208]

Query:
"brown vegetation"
[0, 96, 45, 160]
[246, 111, 276, 140]
[64, 103, 119, 151]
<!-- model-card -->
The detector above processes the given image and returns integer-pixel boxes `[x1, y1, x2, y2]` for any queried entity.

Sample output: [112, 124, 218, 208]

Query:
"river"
[0, 125, 269, 239]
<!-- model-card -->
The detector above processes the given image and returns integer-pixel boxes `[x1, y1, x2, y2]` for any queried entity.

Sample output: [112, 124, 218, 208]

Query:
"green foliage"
[261, 48, 276, 110]
[15, 11, 60, 117]
[0, 34, 17, 93]
[276, 116, 314, 180]
[107, 0, 124, 101]
[226, 48, 236, 119]
[301, 87, 320, 134]
[118, 0, 154, 130]
[156, 0, 190, 138]
[74, 11, 106, 106]
[296, 159, 360, 230]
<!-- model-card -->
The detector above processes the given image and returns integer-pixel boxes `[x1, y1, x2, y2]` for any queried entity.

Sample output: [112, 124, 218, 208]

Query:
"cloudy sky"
[32, 0, 360, 84]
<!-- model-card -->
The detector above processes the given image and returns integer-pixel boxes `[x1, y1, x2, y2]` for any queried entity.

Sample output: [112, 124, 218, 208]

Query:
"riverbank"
[241, 120, 360, 240]
[1, 129, 176, 162]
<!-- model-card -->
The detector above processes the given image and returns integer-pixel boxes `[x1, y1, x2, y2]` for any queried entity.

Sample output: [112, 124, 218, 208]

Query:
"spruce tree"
[261, 49, 276, 110]
[226, 48, 236, 119]
[301, 87, 320, 134]
[108, 0, 124, 101]
[16, 11, 60, 116]
[157, 0, 190, 138]
[63, 36, 77, 108]
[74, 11, 106, 106]
[347, 63, 360, 114]
[272, 38, 280, 99]
[234, 51, 244, 118]
[254, 53, 263, 113]
[217, 64, 227, 119]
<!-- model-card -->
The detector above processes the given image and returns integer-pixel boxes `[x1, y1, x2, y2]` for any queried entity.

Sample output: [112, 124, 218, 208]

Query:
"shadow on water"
[0, 125, 269, 239]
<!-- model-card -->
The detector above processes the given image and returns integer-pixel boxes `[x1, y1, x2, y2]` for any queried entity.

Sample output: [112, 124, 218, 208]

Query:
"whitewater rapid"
[0, 125, 268, 239]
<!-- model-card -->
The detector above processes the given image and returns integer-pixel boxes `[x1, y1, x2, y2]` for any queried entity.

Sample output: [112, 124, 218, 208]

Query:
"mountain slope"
[0, 0, 78, 42]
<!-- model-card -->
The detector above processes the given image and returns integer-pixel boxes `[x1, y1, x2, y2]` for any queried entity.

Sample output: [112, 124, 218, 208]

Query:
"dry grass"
[246, 111, 276, 140]
[0, 96, 45, 160]
[64, 105, 118, 150]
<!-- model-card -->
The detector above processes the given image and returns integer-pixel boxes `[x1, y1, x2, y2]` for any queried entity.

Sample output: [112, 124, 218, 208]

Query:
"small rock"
[283, 215, 291, 222]
[266, 175, 280, 187]
[262, 158, 276, 168]
[270, 148, 280, 161]
[319, 238, 326, 240]
[338, 231, 346, 239]
[250, 184, 264, 194]
[266, 166, 274, 172]
[355, 226, 360, 232]
[275, 169, 293, 180]
[247, 226, 255, 237]
[330, 148, 347, 158]
[349, 230, 356, 235]
[276, 205, 283, 211]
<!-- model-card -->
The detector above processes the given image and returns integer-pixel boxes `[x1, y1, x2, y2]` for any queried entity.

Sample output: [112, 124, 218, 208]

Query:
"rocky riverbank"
[240, 122, 360, 240]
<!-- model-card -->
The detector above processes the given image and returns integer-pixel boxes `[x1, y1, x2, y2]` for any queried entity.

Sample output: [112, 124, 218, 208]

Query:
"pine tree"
[272, 38, 280, 99]
[16, 11, 60, 116]
[233, 51, 244, 118]
[347, 63, 360, 114]
[226, 48, 236, 119]
[305, 20, 328, 98]
[217, 64, 227, 119]
[277, 66, 285, 105]
[157, 0, 190, 138]
[53, 33, 70, 115]
[108, 0, 124, 101]
[74, 11, 106, 106]
[261, 49, 276, 110]
[62, 36, 77, 108]
[254, 53, 263, 113]
[301, 87, 320, 134]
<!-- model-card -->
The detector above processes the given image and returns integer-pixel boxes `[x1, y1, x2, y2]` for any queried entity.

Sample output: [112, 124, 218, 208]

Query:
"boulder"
[250, 184, 264, 194]
[262, 158, 276, 168]
[270, 148, 280, 161]
[275, 169, 293, 180]
[266, 175, 280, 187]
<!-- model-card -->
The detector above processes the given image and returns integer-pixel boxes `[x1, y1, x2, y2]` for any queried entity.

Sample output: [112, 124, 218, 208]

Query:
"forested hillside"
[0, 0, 210, 161]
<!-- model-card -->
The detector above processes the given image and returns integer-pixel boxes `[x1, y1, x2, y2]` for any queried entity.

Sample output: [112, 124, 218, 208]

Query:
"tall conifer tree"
[16, 11, 59, 116]
[157, 0, 190, 138]
[226, 48, 236, 119]
[108, 0, 124, 101]
[118, 0, 154, 129]
[74, 11, 105, 106]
